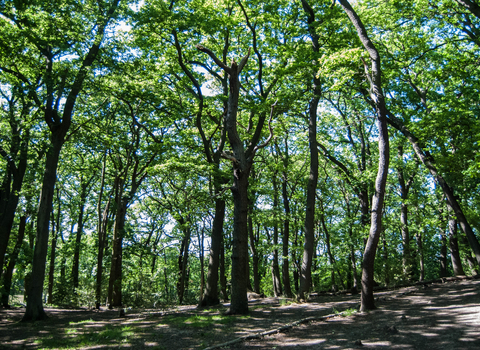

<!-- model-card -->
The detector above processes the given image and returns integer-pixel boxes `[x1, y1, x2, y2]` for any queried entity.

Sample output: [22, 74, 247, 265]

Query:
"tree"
[0, 0, 122, 321]
[337, 0, 390, 311]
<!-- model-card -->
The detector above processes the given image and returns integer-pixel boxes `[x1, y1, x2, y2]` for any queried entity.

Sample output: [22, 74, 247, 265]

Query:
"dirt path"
[1, 279, 479, 349]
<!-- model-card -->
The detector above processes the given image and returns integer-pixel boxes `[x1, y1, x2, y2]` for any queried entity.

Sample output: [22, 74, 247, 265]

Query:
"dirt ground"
[1, 279, 479, 350]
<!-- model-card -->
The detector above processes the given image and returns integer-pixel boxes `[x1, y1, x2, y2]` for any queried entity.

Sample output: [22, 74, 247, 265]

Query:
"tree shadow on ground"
[1, 279, 479, 349]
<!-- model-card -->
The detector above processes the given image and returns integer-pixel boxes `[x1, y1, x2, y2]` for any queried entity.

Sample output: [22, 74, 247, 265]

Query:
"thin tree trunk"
[416, 231, 425, 282]
[72, 180, 88, 291]
[0, 133, 28, 284]
[199, 196, 225, 306]
[177, 223, 191, 305]
[220, 234, 228, 301]
[199, 227, 205, 302]
[320, 213, 336, 292]
[440, 229, 448, 278]
[382, 233, 390, 286]
[95, 154, 109, 309]
[299, 0, 320, 301]
[448, 210, 465, 276]
[281, 145, 293, 297]
[47, 207, 58, 305]
[249, 220, 260, 294]
[1, 215, 26, 307]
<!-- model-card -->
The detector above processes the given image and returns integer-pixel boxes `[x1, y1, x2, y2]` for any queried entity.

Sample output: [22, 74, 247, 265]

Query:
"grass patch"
[279, 298, 295, 307]
[33, 323, 139, 349]
[159, 314, 249, 328]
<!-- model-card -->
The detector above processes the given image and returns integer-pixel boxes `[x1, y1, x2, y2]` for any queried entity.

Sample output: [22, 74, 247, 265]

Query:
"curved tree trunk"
[338, 0, 390, 311]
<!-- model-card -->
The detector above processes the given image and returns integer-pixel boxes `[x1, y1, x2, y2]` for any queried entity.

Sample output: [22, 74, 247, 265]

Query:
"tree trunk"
[108, 198, 127, 308]
[249, 219, 260, 294]
[281, 152, 293, 297]
[397, 145, 415, 280]
[95, 198, 110, 309]
[220, 234, 228, 301]
[198, 227, 205, 303]
[72, 180, 88, 291]
[23, 138, 63, 321]
[338, 0, 390, 311]
[95, 155, 109, 309]
[1, 215, 26, 307]
[47, 210, 58, 305]
[0, 139, 28, 284]
[196, 44, 258, 315]
[299, 0, 320, 301]
[440, 229, 448, 278]
[177, 222, 191, 305]
[448, 212, 465, 276]
[199, 196, 225, 306]
[416, 231, 425, 282]
[321, 213, 337, 292]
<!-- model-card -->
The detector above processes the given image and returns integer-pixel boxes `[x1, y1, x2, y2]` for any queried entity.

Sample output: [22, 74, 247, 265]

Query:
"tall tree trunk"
[320, 212, 336, 292]
[281, 145, 293, 297]
[95, 155, 109, 309]
[439, 229, 448, 278]
[0, 132, 28, 284]
[249, 219, 260, 294]
[448, 211, 465, 276]
[197, 44, 266, 315]
[47, 204, 59, 305]
[198, 227, 205, 303]
[397, 145, 416, 280]
[72, 180, 88, 291]
[339, 0, 390, 311]
[272, 172, 282, 297]
[1, 215, 26, 307]
[220, 234, 228, 301]
[199, 196, 225, 306]
[21, 1, 119, 322]
[177, 222, 191, 305]
[95, 198, 110, 309]
[108, 196, 127, 308]
[416, 231, 425, 282]
[24, 138, 63, 321]
[299, 0, 320, 301]
[382, 233, 390, 286]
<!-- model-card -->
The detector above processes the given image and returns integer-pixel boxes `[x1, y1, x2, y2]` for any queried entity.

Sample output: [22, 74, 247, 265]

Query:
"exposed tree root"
[202, 312, 341, 350]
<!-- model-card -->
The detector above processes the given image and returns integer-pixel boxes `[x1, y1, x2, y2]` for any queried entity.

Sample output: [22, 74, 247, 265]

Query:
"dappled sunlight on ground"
[1, 279, 479, 349]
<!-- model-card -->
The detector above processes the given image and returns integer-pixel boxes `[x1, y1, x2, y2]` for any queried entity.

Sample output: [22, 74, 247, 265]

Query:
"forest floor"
[1, 278, 480, 350]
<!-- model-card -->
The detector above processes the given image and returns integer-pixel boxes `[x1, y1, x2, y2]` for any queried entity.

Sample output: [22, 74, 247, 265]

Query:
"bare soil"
[1, 279, 479, 350]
